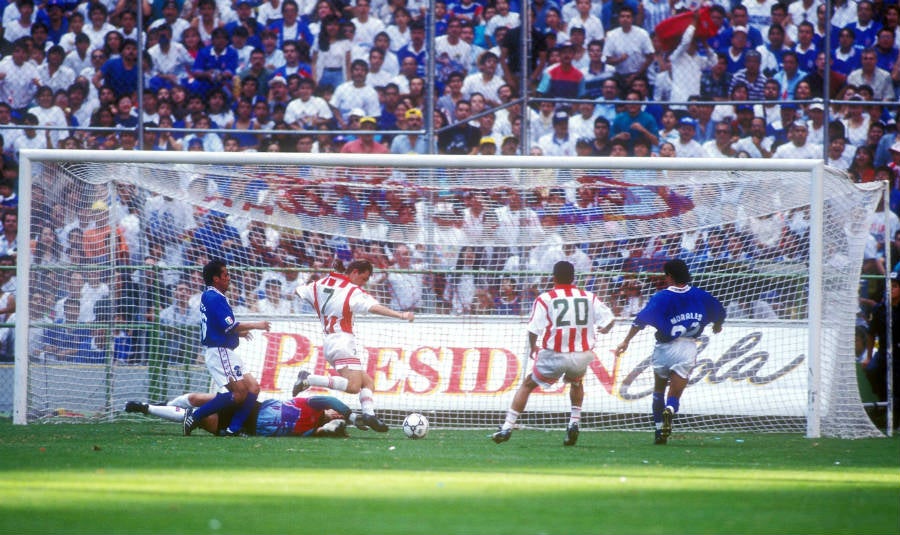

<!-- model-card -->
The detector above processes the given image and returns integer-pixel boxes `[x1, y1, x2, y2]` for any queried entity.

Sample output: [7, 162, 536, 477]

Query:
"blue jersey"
[200, 287, 240, 349]
[633, 285, 726, 343]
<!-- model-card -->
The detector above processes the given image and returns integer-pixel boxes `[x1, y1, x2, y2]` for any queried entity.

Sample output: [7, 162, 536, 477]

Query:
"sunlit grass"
[0, 422, 897, 534]
[3, 466, 897, 500]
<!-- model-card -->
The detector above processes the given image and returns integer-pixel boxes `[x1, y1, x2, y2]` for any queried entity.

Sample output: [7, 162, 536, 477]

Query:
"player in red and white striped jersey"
[294, 259, 414, 432]
[492, 261, 614, 446]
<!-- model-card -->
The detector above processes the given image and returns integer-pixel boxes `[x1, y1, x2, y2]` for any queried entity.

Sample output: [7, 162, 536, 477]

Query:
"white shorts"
[531, 349, 595, 388]
[322, 333, 364, 371]
[204, 346, 247, 388]
[651, 337, 699, 380]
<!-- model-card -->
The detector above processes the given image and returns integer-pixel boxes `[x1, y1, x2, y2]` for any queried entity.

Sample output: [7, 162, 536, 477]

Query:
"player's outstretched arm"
[242, 320, 272, 331]
[235, 320, 272, 338]
[370, 304, 414, 322]
[615, 325, 643, 355]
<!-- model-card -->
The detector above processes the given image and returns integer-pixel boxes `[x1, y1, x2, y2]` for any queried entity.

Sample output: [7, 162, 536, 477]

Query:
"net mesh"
[18, 153, 885, 438]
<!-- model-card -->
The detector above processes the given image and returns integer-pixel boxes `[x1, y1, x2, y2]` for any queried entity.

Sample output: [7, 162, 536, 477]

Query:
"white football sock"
[359, 388, 375, 415]
[308, 374, 349, 392]
[502, 409, 520, 430]
[148, 404, 186, 422]
[167, 394, 193, 409]
[569, 405, 582, 426]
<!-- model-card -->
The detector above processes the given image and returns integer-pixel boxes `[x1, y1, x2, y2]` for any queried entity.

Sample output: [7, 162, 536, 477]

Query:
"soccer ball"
[402, 413, 429, 439]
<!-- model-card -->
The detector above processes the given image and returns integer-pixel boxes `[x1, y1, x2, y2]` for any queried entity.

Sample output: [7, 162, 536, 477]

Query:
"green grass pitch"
[1, 419, 897, 534]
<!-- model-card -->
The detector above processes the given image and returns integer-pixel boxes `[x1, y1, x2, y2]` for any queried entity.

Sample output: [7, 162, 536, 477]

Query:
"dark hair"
[318, 15, 342, 51]
[552, 261, 575, 284]
[89, 2, 108, 15]
[31, 21, 49, 35]
[12, 37, 30, 52]
[632, 137, 652, 150]
[609, 139, 628, 151]
[203, 259, 227, 286]
[333, 258, 373, 275]
[664, 259, 691, 284]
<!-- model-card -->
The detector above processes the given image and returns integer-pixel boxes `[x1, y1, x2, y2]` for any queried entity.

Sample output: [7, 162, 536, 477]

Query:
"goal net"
[14, 150, 886, 438]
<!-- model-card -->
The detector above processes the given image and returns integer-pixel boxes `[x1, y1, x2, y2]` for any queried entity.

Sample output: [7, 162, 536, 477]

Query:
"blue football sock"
[652, 392, 665, 424]
[666, 396, 680, 414]
[192, 392, 235, 421]
[228, 392, 258, 433]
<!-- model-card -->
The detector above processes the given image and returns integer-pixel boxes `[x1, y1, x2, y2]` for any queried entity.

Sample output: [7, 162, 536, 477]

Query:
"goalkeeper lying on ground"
[125, 393, 370, 437]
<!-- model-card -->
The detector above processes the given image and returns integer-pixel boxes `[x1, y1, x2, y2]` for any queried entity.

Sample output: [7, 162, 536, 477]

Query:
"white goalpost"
[14, 149, 886, 438]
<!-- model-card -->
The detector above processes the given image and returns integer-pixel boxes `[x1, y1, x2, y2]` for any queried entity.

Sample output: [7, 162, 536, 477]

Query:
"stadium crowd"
[0, 0, 899, 166]
[0, 0, 896, 412]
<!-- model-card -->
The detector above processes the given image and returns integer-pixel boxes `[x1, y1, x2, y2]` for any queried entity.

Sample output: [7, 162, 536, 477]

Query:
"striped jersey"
[526, 285, 614, 352]
[295, 272, 378, 336]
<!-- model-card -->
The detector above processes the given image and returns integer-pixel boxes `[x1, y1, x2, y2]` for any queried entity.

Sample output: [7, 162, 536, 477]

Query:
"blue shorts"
[254, 400, 294, 437]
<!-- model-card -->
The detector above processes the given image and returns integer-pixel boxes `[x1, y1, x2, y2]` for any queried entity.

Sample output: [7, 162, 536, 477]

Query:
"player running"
[293, 259, 414, 432]
[492, 261, 615, 446]
[614, 259, 726, 445]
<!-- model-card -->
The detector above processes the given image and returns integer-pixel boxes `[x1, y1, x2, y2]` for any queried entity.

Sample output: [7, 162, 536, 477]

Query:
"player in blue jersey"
[183, 259, 271, 436]
[614, 259, 726, 445]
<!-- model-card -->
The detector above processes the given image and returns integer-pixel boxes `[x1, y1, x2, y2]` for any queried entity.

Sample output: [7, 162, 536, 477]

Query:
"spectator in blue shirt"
[397, 19, 428, 77]
[225, 0, 265, 49]
[192, 210, 243, 264]
[600, 0, 637, 32]
[95, 38, 140, 99]
[873, 28, 898, 73]
[36, 0, 68, 44]
[831, 27, 862, 76]
[843, 0, 881, 50]
[611, 89, 659, 150]
[188, 27, 239, 99]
